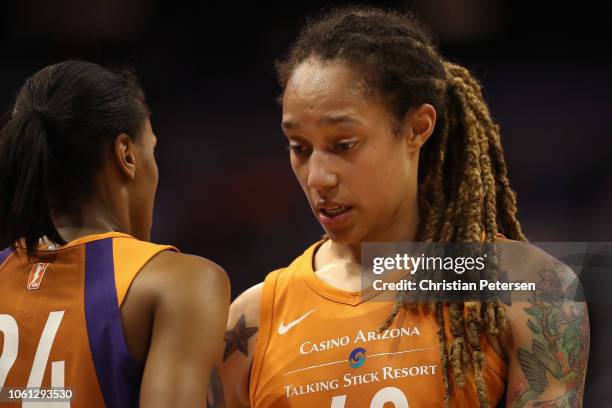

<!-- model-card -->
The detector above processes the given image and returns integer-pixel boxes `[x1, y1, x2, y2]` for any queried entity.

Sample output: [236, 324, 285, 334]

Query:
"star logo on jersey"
[27, 263, 50, 290]
[278, 309, 316, 335]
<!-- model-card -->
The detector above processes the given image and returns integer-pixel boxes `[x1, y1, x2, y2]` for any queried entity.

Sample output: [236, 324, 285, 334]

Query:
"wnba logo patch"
[348, 347, 366, 368]
[27, 263, 50, 290]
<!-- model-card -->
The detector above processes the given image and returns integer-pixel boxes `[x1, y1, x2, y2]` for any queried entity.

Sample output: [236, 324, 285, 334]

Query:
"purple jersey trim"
[84, 238, 142, 407]
[0, 247, 14, 266]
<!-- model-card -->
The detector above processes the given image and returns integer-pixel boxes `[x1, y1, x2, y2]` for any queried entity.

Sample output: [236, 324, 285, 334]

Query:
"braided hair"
[276, 6, 526, 407]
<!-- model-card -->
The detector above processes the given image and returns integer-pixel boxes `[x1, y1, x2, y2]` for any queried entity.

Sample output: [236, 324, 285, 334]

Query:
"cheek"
[353, 152, 409, 210]
[290, 157, 308, 190]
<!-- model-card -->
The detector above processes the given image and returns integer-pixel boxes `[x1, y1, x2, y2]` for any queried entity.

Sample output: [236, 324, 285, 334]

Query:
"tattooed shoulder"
[509, 263, 589, 407]
[223, 314, 259, 361]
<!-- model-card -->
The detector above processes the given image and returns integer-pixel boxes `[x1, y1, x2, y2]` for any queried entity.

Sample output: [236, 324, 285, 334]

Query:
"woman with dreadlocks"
[213, 6, 589, 408]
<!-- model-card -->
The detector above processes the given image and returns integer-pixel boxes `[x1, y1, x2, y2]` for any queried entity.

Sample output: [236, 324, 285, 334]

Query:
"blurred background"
[1, 0, 610, 405]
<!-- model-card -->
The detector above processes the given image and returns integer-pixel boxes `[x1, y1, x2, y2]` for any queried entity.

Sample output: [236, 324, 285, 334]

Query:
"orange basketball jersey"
[250, 242, 507, 407]
[0, 232, 175, 407]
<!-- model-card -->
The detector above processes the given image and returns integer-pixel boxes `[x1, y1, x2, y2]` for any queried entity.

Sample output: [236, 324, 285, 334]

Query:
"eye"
[335, 140, 356, 152]
[287, 142, 312, 156]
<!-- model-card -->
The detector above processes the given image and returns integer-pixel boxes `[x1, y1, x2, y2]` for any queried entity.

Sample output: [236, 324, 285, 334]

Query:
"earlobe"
[403, 103, 436, 151]
[114, 133, 137, 180]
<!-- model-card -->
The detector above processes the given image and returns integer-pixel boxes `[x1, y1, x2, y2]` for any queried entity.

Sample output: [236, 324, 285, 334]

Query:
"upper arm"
[209, 282, 263, 408]
[133, 251, 231, 408]
[503, 249, 590, 407]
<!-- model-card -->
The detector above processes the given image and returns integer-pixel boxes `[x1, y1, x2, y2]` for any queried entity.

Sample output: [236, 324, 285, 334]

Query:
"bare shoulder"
[131, 251, 230, 305]
[225, 281, 264, 364]
[495, 237, 579, 287]
[495, 239, 589, 406]
[121, 251, 230, 364]
[122, 251, 231, 407]
[230, 281, 264, 325]
[146, 251, 229, 286]
[210, 282, 264, 408]
[496, 236, 553, 264]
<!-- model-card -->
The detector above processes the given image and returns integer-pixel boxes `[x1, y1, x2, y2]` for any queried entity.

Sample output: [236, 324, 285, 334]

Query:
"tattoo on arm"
[223, 314, 258, 361]
[207, 366, 226, 408]
[511, 264, 589, 408]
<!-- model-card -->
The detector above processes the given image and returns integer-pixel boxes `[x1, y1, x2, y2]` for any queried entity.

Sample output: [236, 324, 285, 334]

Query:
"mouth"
[319, 206, 352, 218]
[315, 202, 355, 229]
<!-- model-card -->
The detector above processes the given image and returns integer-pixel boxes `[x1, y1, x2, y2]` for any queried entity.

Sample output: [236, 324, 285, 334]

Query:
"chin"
[323, 228, 362, 245]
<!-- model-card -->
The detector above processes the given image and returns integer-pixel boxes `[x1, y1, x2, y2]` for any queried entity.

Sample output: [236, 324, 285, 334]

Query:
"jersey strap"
[84, 237, 140, 407]
[0, 247, 14, 266]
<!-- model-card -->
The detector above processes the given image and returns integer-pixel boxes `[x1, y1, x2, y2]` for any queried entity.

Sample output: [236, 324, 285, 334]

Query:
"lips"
[320, 206, 349, 217]
[315, 200, 354, 229]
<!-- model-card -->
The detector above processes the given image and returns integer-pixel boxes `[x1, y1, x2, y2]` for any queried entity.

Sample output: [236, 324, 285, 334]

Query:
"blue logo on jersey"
[348, 347, 366, 368]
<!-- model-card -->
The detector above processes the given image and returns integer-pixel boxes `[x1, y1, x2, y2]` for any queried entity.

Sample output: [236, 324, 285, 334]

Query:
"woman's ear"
[401, 103, 436, 152]
[114, 133, 137, 180]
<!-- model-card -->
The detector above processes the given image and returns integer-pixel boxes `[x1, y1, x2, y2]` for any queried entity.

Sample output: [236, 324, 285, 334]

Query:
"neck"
[52, 201, 124, 244]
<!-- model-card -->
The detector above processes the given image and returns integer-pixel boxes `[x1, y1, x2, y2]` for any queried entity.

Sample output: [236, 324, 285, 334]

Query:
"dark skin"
[213, 59, 437, 407]
[214, 59, 588, 407]
[53, 119, 230, 407]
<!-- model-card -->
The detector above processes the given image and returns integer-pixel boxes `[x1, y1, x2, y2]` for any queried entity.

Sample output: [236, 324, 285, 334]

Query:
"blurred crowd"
[1, 0, 610, 404]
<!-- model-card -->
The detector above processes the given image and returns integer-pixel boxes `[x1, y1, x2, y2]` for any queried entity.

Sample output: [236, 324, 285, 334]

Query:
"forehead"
[282, 59, 385, 121]
[285, 58, 365, 97]
[287, 58, 365, 93]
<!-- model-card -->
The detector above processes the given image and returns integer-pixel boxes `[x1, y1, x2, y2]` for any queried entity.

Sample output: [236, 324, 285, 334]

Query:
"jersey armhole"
[249, 268, 283, 406]
[111, 238, 177, 306]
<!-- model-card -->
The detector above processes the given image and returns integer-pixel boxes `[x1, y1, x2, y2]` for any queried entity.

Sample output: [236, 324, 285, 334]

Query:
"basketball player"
[0, 61, 229, 407]
[212, 7, 589, 408]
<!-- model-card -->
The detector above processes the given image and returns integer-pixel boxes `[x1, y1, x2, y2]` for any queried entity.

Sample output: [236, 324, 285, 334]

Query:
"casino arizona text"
[299, 326, 420, 355]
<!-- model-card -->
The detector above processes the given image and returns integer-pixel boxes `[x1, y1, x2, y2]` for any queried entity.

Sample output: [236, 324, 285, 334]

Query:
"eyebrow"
[282, 114, 363, 130]
[318, 114, 363, 127]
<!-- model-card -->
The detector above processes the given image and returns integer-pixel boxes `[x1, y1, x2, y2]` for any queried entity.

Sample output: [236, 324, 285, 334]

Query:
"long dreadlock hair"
[276, 6, 527, 407]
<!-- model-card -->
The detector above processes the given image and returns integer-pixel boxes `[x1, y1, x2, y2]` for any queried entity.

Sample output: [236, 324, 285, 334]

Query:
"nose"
[307, 150, 338, 193]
